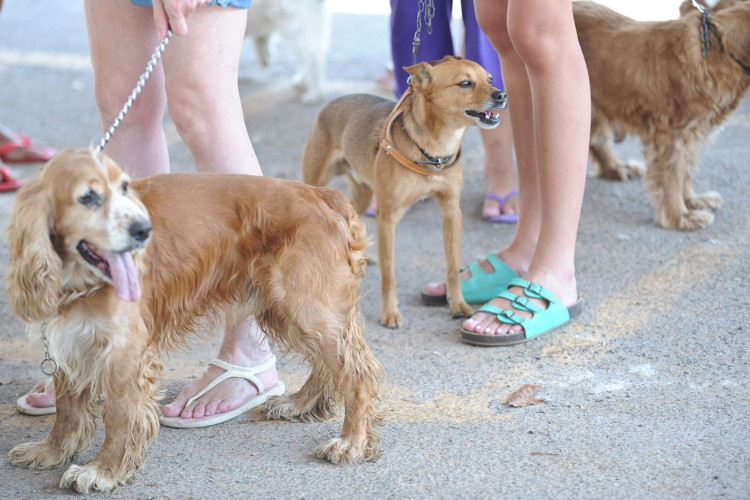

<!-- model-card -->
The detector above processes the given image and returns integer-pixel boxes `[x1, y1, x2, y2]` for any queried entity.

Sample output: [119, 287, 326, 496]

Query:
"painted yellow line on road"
[0, 49, 91, 71]
[544, 240, 740, 361]
[382, 236, 744, 423]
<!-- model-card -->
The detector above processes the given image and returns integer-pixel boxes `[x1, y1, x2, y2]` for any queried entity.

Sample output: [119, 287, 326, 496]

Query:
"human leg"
[461, 0, 589, 341]
[480, 118, 519, 222]
[459, 0, 518, 221]
[162, 5, 261, 175]
[84, 0, 171, 177]
[156, 5, 276, 422]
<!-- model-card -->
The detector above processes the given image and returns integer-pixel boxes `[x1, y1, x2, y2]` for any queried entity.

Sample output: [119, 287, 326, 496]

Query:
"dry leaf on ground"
[504, 383, 545, 407]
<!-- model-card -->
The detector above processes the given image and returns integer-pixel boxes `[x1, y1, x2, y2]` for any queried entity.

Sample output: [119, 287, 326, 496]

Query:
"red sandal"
[0, 165, 24, 192]
[0, 133, 56, 164]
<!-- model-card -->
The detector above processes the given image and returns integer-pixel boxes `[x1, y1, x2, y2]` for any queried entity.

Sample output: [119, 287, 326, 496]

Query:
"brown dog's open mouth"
[465, 108, 502, 127]
[77, 240, 141, 302]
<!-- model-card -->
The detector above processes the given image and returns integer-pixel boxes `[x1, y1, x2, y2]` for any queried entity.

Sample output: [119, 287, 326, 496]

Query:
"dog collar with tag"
[379, 86, 460, 176]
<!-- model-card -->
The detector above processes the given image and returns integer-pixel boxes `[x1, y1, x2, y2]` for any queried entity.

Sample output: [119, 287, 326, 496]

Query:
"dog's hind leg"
[263, 359, 338, 422]
[10, 374, 97, 470]
[302, 132, 341, 187]
[260, 278, 383, 462]
[262, 321, 384, 463]
[310, 330, 384, 464]
[348, 176, 374, 215]
[589, 113, 645, 180]
[643, 132, 716, 230]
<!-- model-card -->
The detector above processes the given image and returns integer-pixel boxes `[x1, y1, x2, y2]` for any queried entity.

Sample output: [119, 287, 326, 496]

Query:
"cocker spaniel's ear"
[5, 176, 62, 322]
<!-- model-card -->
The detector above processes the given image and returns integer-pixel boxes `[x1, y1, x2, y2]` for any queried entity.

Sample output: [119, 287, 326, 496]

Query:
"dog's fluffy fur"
[245, 0, 329, 103]
[302, 56, 506, 327]
[6, 149, 383, 493]
[575, 0, 750, 230]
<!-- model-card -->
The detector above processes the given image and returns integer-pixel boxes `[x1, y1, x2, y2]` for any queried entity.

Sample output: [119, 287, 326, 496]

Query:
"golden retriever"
[6, 149, 383, 493]
[575, 1, 750, 230]
[302, 56, 507, 327]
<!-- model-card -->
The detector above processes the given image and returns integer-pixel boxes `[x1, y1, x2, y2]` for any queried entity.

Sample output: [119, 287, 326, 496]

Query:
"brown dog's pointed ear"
[403, 61, 434, 90]
[5, 176, 62, 322]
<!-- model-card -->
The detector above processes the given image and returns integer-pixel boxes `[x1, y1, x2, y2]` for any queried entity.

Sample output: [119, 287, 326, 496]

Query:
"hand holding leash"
[153, 0, 212, 38]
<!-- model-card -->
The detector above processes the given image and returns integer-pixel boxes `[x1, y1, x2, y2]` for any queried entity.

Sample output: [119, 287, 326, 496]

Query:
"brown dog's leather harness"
[379, 86, 460, 176]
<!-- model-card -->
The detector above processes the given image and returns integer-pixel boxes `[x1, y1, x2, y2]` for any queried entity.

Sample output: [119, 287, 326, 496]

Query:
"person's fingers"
[152, 0, 174, 38]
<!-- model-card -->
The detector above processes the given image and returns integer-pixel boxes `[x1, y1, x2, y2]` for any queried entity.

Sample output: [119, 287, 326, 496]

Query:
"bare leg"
[88, 0, 275, 420]
[481, 111, 519, 220]
[156, 7, 273, 419]
[462, 0, 589, 337]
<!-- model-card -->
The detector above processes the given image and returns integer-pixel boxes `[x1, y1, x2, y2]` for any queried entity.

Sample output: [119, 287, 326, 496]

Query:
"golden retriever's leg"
[434, 189, 473, 318]
[376, 200, 405, 328]
[60, 350, 160, 494]
[10, 375, 96, 470]
[643, 132, 715, 230]
[681, 143, 724, 212]
[589, 113, 645, 180]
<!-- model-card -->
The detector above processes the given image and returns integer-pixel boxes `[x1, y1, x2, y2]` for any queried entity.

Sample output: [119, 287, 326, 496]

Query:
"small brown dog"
[575, 1, 750, 230]
[302, 56, 507, 327]
[6, 149, 383, 493]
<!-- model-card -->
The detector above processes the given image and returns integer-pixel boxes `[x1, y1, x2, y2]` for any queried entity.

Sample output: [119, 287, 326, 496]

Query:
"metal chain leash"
[412, 0, 435, 65]
[40, 323, 58, 375]
[95, 30, 173, 152]
[38, 34, 172, 376]
[689, 0, 716, 59]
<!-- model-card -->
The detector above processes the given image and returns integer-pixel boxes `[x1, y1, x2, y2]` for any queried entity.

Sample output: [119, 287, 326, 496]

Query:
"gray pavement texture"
[0, 1, 749, 499]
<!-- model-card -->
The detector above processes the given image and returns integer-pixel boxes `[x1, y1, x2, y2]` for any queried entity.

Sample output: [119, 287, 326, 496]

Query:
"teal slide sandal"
[460, 278, 583, 347]
[421, 253, 519, 305]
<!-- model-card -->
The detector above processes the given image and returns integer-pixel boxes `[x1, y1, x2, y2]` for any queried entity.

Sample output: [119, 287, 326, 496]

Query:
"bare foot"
[482, 172, 519, 220]
[461, 271, 578, 337]
[23, 379, 56, 408]
[423, 250, 527, 299]
[161, 356, 279, 419]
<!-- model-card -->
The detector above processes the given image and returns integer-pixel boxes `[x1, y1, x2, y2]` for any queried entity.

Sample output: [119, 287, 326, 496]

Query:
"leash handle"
[690, 0, 709, 14]
[95, 30, 173, 153]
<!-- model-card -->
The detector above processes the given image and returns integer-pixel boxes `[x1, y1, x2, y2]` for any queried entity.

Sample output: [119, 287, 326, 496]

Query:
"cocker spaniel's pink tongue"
[103, 252, 141, 302]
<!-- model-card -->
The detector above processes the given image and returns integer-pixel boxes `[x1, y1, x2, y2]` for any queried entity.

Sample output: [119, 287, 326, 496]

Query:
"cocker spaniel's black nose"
[129, 218, 153, 243]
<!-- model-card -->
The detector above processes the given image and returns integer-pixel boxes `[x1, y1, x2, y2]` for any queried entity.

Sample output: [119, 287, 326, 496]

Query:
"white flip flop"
[159, 356, 285, 429]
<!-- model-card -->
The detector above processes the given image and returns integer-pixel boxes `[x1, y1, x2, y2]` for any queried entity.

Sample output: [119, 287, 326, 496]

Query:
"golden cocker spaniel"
[6, 149, 383, 493]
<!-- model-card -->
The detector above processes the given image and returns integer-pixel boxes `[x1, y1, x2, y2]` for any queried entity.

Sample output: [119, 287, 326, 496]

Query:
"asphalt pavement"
[0, 1, 748, 499]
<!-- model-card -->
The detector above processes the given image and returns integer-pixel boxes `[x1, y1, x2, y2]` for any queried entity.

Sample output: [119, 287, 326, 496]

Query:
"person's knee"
[165, 87, 212, 146]
[507, 22, 560, 70]
[476, 5, 512, 53]
[93, 79, 165, 132]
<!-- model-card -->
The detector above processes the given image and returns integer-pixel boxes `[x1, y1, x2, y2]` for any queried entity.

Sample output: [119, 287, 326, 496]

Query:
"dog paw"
[60, 463, 123, 494]
[449, 300, 474, 319]
[263, 394, 337, 423]
[313, 437, 380, 464]
[659, 209, 715, 231]
[380, 309, 403, 329]
[9, 441, 71, 469]
[687, 191, 723, 211]
[596, 160, 644, 180]
[623, 160, 646, 179]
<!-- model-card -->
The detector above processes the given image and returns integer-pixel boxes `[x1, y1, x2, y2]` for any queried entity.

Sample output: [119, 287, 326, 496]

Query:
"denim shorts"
[130, 0, 251, 7]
